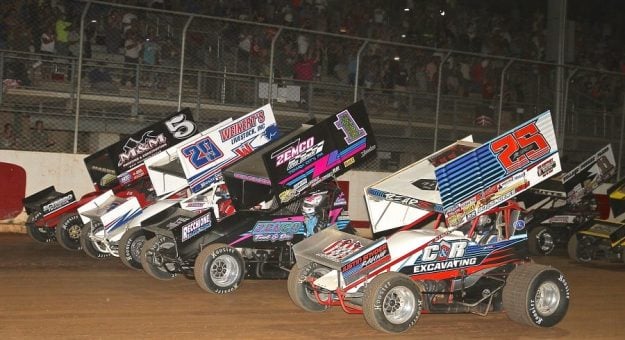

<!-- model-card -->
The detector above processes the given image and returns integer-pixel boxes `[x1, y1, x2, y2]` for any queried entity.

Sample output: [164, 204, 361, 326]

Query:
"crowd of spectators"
[1, 0, 624, 109]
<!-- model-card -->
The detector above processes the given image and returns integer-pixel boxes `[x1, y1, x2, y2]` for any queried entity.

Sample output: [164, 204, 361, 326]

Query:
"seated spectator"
[88, 63, 118, 92]
[1, 123, 17, 149]
[30, 120, 55, 150]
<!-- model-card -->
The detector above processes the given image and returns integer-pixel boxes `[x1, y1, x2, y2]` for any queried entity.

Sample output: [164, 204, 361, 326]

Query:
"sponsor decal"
[219, 110, 266, 144]
[411, 240, 478, 273]
[42, 193, 75, 215]
[537, 159, 557, 177]
[447, 175, 527, 227]
[413, 179, 437, 191]
[343, 157, 355, 167]
[181, 214, 212, 242]
[119, 165, 148, 185]
[513, 219, 526, 230]
[341, 242, 390, 283]
[233, 173, 271, 185]
[333, 110, 367, 145]
[167, 216, 191, 230]
[118, 131, 167, 168]
[316, 238, 364, 262]
[385, 193, 434, 210]
[105, 200, 123, 213]
[360, 145, 376, 158]
[182, 136, 224, 169]
[271, 137, 324, 168]
[251, 221, 302, 241]
[233, 142, 254, 157]
[544, 215, 574, 224]
[490, 120, 551, 174]
[334, 191, 347, 207]
[279, 189, 295, 203]
[588, 223, 619, 235]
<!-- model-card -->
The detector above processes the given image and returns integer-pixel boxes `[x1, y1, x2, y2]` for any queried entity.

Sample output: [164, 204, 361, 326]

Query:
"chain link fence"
[1, 1, 625, 175]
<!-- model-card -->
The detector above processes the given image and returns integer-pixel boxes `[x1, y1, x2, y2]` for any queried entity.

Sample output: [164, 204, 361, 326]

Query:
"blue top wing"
[435, 111, 562, 228]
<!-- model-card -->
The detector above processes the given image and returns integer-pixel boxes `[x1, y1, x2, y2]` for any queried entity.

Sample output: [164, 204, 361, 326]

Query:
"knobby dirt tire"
[55, 213, 83, 251]
[503, 263, 570, 327]
[287, 262, 330, 312]
[194, 243, 245, 294]
[362, 272, 422, 334]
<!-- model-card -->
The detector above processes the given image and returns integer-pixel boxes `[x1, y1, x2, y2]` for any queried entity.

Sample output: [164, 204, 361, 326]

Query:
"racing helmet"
[302, 193, 324, 215]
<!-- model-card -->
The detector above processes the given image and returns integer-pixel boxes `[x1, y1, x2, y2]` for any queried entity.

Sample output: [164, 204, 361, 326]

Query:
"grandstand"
[1, 0, 623, 175]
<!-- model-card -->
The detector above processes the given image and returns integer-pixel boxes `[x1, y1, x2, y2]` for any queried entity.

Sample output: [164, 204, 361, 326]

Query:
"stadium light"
[394, 56, 400, 61]
[404, 8, 410, 12]
[401, 34, 406, 38]
[440, 10, 445, 16]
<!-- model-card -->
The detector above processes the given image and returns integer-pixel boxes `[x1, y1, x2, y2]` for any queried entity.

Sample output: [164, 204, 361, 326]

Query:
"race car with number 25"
[288, 111, 570, 333]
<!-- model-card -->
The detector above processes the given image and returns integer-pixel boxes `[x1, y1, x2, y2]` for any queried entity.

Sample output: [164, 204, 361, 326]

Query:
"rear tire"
[363, 272, 422, 333]
[567, 234, 593, 263]
[528, 226, 555, 256]
[55, 213, 83, 251]
[194, 243, 245, 294]
[141, 236, 177, 280]
[287, 263, 331, 312]
[503, 263, 569, 327]
[25, 212, 55, 244]
[119, 227, 146, 270]
[79, 223, 111, 259]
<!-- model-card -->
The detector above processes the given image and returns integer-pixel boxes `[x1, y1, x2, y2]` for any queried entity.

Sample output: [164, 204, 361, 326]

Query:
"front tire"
[503, 263, 570, 327]
[194, 243, 245, 294]
[363, 272, 422, 334]
[79, 223, 111, 259]
[567, 234, 593, 263]
[528, 226, 555, 256]
[287, 263, 331, 312]
[141, 236, 177, 280]
[55, 213, 83, 251]
[25, 212, 55, 244]
[119, 227, 146, 270]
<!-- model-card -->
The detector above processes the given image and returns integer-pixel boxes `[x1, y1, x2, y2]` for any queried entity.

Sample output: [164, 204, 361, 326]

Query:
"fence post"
[496, 60, 514, 134]
[72, 1, 91, 154]
[196, 70, 201, 113]
[619, 89, 625, 179]
[560, 68, 578, 154]
[307, 82, 313, 118]
[178, 15, 194, 111]
[221, 66, 226, 104]
[433, 51, 451, 151]
[0, 51, 4, 105]
[253, 78, 258, 106]
[353, 41, 368, 103]
[68, 60, 76, 112]
[133, 63, 140, 116]
[268, 27, 283, 103]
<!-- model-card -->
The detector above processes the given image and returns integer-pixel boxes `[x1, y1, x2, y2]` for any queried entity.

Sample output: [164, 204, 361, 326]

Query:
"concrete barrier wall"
[0, 150, 390, 227]
[1, 150, 95, 226]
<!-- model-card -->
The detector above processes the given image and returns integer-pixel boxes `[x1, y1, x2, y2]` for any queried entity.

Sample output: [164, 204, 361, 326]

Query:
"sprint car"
[568, 177, 625, 263]
[22, 157, 124, 250]
[519, 144, 616, 255]
[77, 109, 199, 259]
[288, 111, 570, 333]
[116, 104, 279, 270]
[139, 101, 377, 294]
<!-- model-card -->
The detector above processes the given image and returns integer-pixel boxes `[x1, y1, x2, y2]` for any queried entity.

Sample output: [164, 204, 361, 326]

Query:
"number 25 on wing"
[490, 116, 552, 174]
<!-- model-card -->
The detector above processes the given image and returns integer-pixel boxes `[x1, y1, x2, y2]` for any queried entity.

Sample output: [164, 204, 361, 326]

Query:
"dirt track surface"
[1, 233, 624, 339]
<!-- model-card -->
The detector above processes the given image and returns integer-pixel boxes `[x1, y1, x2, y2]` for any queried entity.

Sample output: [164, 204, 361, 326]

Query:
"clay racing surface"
[1, 233, 624, 339]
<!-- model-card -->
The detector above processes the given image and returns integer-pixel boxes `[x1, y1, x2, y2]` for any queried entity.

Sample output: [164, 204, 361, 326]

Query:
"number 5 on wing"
[490, 121, 550, 173]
